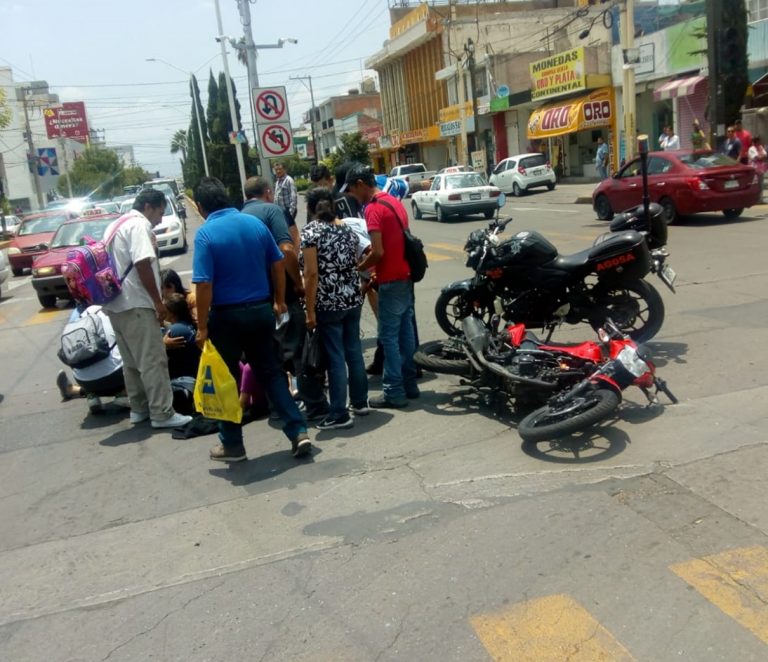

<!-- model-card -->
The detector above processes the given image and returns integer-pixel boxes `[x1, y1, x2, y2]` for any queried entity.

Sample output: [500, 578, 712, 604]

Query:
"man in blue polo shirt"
[192, 177, 310, 462]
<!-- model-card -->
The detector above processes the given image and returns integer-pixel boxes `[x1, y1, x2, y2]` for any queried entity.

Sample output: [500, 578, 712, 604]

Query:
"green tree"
[57, 147, 124, 198]
[185, 74, 208, 189]
[0, 88, 11, 129]
[321, 132, 371, 174]
[720, 0, 749, 125]
[170, 129, 187, 164]
[122, 166, 152, 188]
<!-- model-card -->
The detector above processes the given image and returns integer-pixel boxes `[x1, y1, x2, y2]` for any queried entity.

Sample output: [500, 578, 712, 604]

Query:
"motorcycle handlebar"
[490, 216, 513, 231]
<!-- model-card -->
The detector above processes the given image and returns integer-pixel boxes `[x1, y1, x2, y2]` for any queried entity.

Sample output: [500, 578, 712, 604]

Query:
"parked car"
[438, 165, 474, 174]
[7, 211, 75, 276]
[389, 163, 437, 193]
[31, 213, 119, 308]
[489, 152, 556, 196]
[411, 172, 502, 222]
[154, 195, 187, 254]
[0, 247, 10, 298]
[82, 200, 122, 215]
[592, 150, 761, 224]
[1, 214, 22, 236]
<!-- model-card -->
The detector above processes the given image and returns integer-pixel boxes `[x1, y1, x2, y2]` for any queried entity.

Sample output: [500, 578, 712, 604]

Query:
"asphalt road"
[1, 188, 768, 661]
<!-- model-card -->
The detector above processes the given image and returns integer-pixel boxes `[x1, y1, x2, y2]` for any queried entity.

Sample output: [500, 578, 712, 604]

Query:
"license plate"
[469, 192, 481, 200]
[533, 168, 543, 176]
[661, 264, 677, 287]
[724, 179, 739, 189]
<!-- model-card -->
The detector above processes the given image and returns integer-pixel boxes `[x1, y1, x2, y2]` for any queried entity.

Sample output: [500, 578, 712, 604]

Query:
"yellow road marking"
[424, 251, 454, 262]
[470, 594, 635, 661]
[670, 545, 768, 645]
[23, 308, 69, 326]
[427, 242, 466, 254]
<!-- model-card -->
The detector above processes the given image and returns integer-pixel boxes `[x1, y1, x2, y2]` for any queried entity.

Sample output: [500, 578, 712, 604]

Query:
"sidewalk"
[544, 180, 598, 205]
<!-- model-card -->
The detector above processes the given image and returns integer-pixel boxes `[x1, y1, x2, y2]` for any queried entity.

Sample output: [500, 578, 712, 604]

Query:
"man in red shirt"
[346, 164, 418, 408]
[734, 119, 752, 164]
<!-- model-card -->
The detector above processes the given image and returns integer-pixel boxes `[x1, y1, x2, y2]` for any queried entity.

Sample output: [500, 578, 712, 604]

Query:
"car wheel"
[37, 293, 57, 308]
[594, 194, 614, 221]
[483, 209, 495, 219]
[512, 182, 523, 197]
[722, 208, 744, 219]
[659, 197, 677, 225]
[547, 182, 556, 191]
[412, 201, 423, 220]
[12, 268, 24, 277]
[435, 204, 446, 223]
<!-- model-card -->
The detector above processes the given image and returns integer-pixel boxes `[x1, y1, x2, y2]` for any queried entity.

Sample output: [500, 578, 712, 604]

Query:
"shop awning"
[653, 75, 706, 102]
[527, 87, 614, 140]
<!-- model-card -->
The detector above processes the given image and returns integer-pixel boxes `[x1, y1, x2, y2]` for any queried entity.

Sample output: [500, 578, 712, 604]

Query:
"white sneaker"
[112, 396, 131, 409]
[151, 412, 193, 429]
[129, 410, 150, 424]
[87, 395, 103, 414]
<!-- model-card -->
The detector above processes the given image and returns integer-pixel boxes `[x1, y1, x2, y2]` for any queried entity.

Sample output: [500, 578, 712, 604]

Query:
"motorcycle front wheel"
[413, 340, 471, 376]
[591, 278, 665, 343]
[518, 388, 620, 442]
[435, 286, 493, 337]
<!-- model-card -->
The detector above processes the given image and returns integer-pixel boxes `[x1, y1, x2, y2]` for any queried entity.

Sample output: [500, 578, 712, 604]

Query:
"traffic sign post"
[258, 122, 295, 157]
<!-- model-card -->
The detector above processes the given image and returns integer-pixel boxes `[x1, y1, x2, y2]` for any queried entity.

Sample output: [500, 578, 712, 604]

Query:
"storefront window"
[749, 0, 768, 22]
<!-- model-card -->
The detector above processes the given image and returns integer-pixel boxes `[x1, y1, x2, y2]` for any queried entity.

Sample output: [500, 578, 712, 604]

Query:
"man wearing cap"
[345, 164, 418, 408]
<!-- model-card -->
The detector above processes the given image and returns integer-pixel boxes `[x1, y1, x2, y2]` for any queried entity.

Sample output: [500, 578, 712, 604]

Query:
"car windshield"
[50, 220, 113, 248]
[19, 214, 69, 236]
[397, 165, 424, 175]
[445, 173, 486, 190]
[678, 152, 740, 169]
[521, 154, 547, 168]
[163, 199, 173, 217]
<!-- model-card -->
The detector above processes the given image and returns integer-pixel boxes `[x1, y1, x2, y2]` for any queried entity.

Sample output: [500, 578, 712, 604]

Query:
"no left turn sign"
[258, 122, 295, 157]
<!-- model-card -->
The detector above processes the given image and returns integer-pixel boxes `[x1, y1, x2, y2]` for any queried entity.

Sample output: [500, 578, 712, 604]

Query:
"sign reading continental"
[529, 47, 586, 101]
[527, 87, 614, 139]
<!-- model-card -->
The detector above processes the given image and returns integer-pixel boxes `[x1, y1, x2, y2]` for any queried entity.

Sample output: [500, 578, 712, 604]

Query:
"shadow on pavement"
[646, 340, 689, 367]
[520, 424, 631, 464]
[98, 424, 155, 447]
[208, 446, 321, 485]
[312, 410, 394, 442]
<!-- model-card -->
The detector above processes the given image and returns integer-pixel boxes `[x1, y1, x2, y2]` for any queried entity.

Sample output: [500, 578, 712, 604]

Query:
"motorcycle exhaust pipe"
[473, 349, 557, 389]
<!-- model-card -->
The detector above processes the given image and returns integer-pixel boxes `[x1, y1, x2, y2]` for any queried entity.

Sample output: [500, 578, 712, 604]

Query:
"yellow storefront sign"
[398, 125, 441, 145]
[530, 47, 586, 102]
[527, 88, 614, 140]
[439, 101, 473, 123]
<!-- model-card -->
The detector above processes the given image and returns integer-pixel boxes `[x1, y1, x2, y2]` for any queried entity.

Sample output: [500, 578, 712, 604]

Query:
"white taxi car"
[411, 172, 501, 222]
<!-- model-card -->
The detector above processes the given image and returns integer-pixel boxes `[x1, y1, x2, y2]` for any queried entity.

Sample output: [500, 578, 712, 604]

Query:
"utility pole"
[706, 0, 723, 149]
[289, 75, 319, 164]
[466, 37, 481, 163]
[621, 0, 637, 161]
[58, 137, 74, 198]
[214, 0, 247, 199]
[20, 88, 44, 209]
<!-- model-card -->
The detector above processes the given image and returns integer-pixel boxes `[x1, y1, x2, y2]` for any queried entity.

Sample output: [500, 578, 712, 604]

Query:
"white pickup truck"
[389, 163, 436, 193]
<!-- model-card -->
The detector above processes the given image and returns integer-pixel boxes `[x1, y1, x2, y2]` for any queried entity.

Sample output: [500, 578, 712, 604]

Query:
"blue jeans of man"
[597, 164, 608, 180]
[208, 302, 306, 449]
[377, 280, 418, 401]
[317, 305, 368, 418]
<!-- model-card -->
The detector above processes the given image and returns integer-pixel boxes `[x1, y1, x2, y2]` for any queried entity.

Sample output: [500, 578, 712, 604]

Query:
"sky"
[0, 0, 392, 177]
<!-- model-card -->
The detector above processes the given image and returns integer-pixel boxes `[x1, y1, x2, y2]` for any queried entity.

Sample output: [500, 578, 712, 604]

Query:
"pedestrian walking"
[748, 135, 767, 202]
[273, 161, 299, 231]
[103, 189, 192, 429]
[345, 164, 419, 408]
[734, 119, 752, 164]
[302, 186, 369, 430]
[192, 177, 310, 462]
[724, 127, 742, 161]
[595, 136, 609, 180]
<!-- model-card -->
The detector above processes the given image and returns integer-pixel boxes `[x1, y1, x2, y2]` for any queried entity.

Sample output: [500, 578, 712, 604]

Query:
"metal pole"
[190, 77, 210, 177]
[467, 38, 480, 161]
[237, 0, 273, 183]
[290, 75, 319, 164]
[22, 89, 45, 209]
[214, 0, 247, 199]
[59, 137, 73, 198]
[621, 0, 637, 161]
[706, 0, 722, 148]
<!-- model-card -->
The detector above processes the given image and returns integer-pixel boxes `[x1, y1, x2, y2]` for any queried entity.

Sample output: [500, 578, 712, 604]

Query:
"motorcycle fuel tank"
[484, 230, 558, 269]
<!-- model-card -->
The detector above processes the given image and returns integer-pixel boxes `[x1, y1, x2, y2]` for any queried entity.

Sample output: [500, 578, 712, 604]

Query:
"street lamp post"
[146, 58, 209, 177]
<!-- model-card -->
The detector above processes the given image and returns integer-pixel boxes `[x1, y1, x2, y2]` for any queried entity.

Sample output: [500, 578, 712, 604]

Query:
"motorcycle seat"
[550, 246, 593, 272]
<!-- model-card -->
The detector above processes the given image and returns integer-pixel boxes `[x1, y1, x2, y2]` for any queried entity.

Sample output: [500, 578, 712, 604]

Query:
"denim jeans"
[377, 280, 417, 401]
[208, 302, 306, 449]
[317, 305, 368, 418]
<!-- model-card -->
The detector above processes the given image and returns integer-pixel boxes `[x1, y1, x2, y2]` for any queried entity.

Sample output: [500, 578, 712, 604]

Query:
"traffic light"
[720, 26, 744, 77]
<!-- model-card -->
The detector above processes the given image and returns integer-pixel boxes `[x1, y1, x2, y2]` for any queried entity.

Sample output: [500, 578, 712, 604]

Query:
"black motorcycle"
[435, 216, 665, 342]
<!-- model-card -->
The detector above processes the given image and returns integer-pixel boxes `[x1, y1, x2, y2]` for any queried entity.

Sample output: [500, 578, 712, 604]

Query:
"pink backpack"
[62, 215, 134, 307]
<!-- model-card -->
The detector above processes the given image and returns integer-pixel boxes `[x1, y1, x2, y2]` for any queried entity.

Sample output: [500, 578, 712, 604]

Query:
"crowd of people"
[56, 163, 421, 465]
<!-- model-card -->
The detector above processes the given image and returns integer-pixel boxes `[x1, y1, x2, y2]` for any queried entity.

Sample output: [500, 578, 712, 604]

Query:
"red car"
[592, 151, 761, 224]
[31, 213, 118, 308]
[7, 211, 76, 276]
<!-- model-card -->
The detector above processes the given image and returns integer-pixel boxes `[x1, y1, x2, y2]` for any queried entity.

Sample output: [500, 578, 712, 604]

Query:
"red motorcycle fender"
[590, 375, 624, 399]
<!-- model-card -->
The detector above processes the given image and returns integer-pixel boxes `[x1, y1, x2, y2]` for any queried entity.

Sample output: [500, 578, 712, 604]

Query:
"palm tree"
[170, 129, 188, 161]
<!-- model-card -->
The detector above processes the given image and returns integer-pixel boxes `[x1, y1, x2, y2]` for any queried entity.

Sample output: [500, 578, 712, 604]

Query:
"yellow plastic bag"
[194, 340, 242, 423]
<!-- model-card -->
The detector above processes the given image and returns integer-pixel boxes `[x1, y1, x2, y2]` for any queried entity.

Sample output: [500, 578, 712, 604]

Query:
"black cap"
[344, 162, 376, 190]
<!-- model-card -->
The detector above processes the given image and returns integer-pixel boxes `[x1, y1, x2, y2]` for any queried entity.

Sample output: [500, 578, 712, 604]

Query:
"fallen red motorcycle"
[517, 320, 677, 442]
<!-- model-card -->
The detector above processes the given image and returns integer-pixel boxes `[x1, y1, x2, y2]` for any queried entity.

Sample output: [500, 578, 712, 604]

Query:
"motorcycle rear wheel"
[592, 279, 665, 343]
[413, 340, 471, 376]
[518, 388, 620, 442]
[435, 287, 493, 337]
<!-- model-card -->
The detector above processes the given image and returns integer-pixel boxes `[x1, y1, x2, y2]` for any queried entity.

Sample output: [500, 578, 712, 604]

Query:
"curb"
[575, 196, 592, 205]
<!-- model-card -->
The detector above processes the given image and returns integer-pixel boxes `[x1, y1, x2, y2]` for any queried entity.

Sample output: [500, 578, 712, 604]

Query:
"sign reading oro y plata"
[529, 47, 586, 102]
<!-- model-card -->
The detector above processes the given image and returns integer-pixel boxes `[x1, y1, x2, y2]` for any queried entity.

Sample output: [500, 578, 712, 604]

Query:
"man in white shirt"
[104, 189, 191, 429]
[660, 126, 680, 151]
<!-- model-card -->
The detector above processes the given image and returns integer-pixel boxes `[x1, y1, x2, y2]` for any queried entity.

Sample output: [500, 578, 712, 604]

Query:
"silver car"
[490, 152, 556, 196]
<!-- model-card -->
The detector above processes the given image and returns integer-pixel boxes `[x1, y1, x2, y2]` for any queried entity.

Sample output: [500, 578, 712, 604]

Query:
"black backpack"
[57, 312, 113, 369]
[372, 196, 428, 283]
